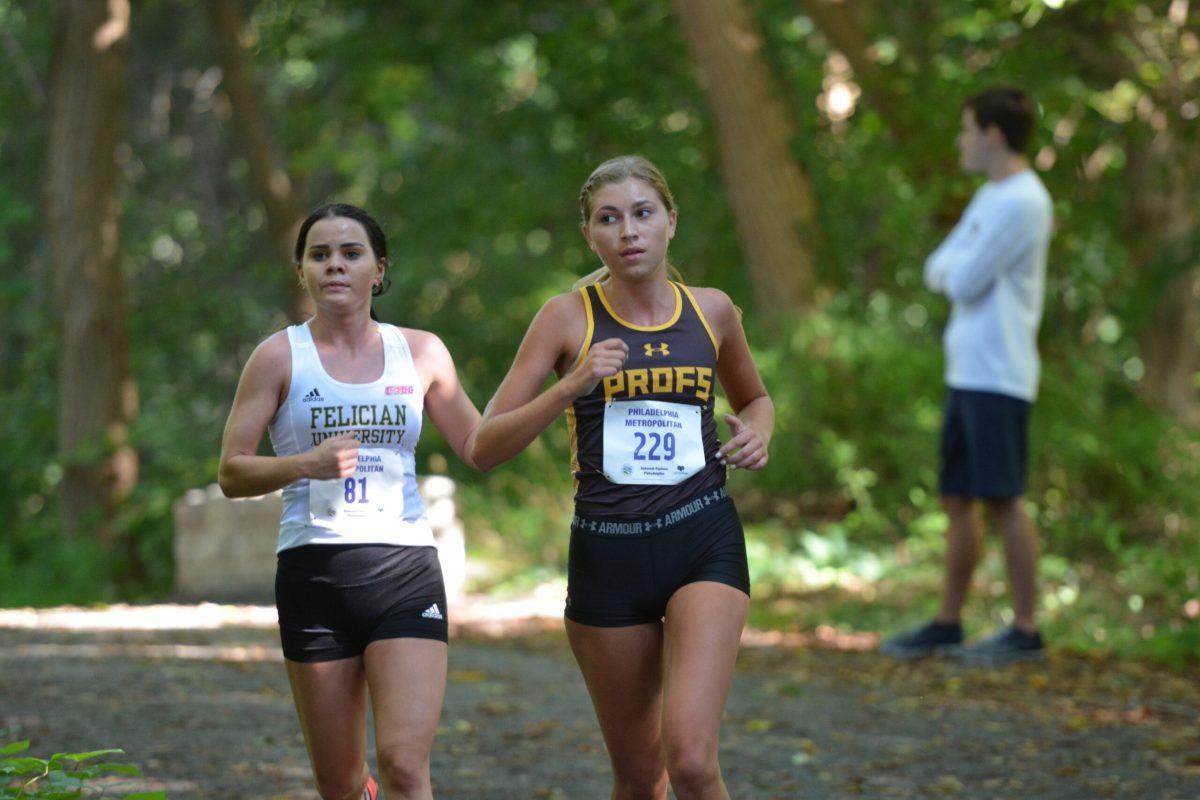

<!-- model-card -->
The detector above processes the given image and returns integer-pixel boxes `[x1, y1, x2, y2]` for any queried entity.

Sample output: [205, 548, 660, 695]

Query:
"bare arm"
[406, 329, 483, 470]
[217, 333, 359, 497]
[471, 293, 628, 472]
[697, 288, 773, 471]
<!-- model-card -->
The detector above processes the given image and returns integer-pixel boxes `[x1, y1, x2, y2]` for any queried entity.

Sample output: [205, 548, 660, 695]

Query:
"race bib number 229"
[601, 400, 705, 485]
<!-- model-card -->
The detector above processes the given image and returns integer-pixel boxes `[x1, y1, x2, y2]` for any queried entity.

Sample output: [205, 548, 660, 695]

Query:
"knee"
[377, 744, 429, 796]
[665, 739, 720, 795]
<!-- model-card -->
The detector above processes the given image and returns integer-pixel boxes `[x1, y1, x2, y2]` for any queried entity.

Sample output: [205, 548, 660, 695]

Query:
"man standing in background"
[883, 86, 1053, 665]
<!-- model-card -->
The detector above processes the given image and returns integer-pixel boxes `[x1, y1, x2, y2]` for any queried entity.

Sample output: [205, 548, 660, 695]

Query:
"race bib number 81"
[602, 400, 705, 485]
[309, 448, 406, 531]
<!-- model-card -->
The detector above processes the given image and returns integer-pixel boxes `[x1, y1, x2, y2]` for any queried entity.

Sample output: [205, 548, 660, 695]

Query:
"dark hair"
[294, 203, 392, 302]
[964, 86, 1036, 154]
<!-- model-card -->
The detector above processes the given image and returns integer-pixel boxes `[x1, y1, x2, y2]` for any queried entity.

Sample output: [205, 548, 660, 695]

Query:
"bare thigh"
[566, 620, 669, 788]
[661, 581, 748, 752]
[286, 656, 369, 795]
[364, 637, 447, 761]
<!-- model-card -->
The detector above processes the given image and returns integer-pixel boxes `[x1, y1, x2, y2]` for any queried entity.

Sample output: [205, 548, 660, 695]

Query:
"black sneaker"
[879, 620, 964, 660]
[956, 626, 1045, 666]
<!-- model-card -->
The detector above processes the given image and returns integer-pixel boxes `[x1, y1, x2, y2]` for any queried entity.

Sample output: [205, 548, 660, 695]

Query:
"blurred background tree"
[45, 0, 137, 562]
[1, 0, 1196, 662]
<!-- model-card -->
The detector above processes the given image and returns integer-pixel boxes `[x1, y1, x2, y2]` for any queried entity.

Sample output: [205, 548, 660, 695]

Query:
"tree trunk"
[1140, 268, 1200, 425]
[673, 0, 819, 315]
[1016, 4, 1200, 423]
[206, 0, 311, 320]
[1126, 127, 1200, 425]
[45, 0, 137, 541]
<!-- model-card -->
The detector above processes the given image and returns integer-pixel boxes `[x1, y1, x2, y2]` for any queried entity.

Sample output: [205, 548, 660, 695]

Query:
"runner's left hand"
[719, 414, 768, 471]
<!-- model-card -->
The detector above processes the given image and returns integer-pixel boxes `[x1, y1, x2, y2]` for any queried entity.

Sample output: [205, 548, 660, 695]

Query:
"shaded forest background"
[2, 0, 1198, 664]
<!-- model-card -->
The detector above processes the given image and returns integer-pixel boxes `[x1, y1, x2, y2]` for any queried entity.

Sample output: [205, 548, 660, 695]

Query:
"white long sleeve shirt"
[924, 169, 1052, 401]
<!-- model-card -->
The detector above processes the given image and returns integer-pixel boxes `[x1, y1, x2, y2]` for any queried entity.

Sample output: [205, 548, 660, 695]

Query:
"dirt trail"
[1, 601, 1197, 799]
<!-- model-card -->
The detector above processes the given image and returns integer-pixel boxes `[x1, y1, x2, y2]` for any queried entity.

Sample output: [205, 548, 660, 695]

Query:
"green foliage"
[0, 741, 164, 799]
[742, 298, 1200, 663]
[0, 0, 1196, 662]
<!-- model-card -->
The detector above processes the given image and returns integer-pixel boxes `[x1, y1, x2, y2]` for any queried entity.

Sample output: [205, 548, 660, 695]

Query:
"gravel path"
[1, 603, 1197, 799]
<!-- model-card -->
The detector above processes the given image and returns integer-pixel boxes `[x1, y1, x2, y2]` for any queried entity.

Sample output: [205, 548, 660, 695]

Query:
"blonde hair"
[573, 155, 683, 290]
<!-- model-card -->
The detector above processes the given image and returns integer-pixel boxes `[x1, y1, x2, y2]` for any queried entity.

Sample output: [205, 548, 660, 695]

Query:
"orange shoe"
[363, 775, 379, 800]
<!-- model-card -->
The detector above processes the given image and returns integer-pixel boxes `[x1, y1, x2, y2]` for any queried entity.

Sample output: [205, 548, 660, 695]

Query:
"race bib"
[309, 448, 407, 531]
[602, 400, 706, 485]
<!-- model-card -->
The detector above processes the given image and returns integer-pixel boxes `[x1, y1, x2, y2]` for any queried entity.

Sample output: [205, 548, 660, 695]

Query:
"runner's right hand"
[568, 337, 629, 398]
[307, 433, 360, 479]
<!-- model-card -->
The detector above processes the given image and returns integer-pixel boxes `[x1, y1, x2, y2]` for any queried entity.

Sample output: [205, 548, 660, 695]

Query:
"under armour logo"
[643, 342, 670, 357]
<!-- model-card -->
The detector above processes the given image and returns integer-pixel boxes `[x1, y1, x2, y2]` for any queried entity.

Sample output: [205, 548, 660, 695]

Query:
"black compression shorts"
[565, 488, 750, 627]
[275, 543, 448, 663]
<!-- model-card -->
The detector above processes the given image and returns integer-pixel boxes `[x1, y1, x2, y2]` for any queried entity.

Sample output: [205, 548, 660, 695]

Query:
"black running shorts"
[939, 388, 1032, 500]
[565, 488, 750, 627]
[275, 543, 448, 663]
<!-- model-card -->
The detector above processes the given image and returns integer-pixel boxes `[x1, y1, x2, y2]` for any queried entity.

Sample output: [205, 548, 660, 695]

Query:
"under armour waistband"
[570, 487, 730, 537]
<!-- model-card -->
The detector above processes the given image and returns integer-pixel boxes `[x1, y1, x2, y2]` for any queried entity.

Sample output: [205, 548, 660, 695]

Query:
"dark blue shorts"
[565, 488, 750, 627]
[939, 388, 1031, 500]
[275, 544, 448, 663]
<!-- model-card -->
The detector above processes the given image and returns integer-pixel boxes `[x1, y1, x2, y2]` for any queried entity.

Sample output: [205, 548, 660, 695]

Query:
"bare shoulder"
[686, 285, 738, 330]
[541, 289, 591, 357]
[235, 329, 292, 406]
[539, 289, 587, 325]
[528, 290, 588, 345]
[395, 326, 452, 366]
[396, 326, 445, 351]
[245, 329, 292, 375]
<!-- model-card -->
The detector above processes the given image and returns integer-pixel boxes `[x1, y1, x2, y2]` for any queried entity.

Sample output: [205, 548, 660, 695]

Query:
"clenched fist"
[307, 433, 361, 480]
[567, 337, 629, 398]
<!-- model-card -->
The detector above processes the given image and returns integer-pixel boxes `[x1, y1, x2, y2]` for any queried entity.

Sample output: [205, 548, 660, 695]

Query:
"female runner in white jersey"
[471, 156, 773, 800]
[219, 204, 481, 800]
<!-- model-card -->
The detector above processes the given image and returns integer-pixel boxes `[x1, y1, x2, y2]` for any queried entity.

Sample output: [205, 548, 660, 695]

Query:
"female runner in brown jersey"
[472, 156, 773, 800]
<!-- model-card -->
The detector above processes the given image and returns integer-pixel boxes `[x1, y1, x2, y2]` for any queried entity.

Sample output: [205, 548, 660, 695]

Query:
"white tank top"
[268, 321, 432, 552]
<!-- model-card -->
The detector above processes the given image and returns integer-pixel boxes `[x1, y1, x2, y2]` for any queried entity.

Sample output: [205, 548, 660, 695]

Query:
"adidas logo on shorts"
[301, 387, 324, 402]
[421, 603, 443, 620]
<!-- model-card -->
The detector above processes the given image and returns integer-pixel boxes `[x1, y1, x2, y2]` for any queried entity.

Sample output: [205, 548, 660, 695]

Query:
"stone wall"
[173, 476, 466, 602]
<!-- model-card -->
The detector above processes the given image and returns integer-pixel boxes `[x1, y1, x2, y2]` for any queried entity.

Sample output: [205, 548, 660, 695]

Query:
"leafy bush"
[1, 0, 1196, 666]
[738, 296, 1200, 663]
[0, 741, 164, 799]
